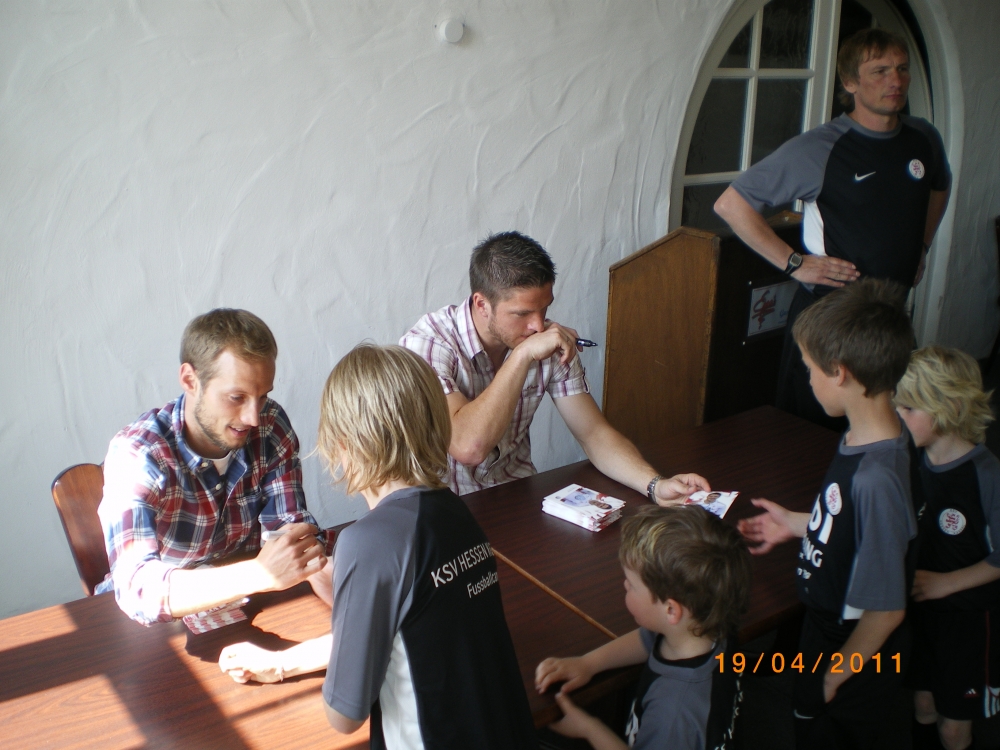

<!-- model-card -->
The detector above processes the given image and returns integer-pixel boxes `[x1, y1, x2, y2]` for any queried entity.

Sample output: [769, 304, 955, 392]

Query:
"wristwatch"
[647, 475, 662, 503]
[784, 252, 804, 275]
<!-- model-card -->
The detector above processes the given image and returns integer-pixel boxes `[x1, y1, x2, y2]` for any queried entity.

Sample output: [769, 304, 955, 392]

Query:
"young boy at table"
[219, 344, 537, 750]
[534, 505, 752, 749]
[894, 346, 1000, 750]
[738, 278, 918, 749]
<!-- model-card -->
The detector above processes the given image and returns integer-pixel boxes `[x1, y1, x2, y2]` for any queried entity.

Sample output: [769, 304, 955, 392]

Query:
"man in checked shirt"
[97, 309, 332, 625]
[401, 231, 708, 502]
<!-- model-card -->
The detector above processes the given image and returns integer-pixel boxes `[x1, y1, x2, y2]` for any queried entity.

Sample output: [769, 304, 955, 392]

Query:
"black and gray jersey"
[322, 486, 537, 750]
[732, 113, 950, 292]
[625, 630, 741, 750]
[796, 428, 917, 630]
[914, 444, 1000, 611]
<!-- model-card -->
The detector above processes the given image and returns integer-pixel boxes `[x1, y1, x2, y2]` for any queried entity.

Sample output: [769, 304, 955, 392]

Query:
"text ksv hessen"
[430, 542, 498, 598]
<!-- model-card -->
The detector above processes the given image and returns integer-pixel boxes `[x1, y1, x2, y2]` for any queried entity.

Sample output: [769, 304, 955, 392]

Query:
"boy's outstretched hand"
[550, 693, 629, 750]
[535, 656, 594, 694]
[737, 498, 808, 555]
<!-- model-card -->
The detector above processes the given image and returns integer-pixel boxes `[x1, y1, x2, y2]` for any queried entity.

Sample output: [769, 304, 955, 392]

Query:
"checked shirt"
[400, 297, 590, 495]
[96, 394, 332, 625]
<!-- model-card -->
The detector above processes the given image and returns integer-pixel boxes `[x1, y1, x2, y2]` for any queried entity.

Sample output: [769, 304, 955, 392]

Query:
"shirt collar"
[456, 296, 487, 361]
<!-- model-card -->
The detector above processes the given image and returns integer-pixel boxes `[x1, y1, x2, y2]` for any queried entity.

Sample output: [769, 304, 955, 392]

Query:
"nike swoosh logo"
[854, 171, 876, 182]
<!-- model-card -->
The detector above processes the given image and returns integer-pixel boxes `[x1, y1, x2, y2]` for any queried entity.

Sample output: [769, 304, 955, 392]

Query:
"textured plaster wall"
[933, 2, 1000, 355]
[0, 0, 732, 618]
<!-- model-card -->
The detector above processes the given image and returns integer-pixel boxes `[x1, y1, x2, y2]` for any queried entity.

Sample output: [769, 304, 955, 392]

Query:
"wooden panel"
[703, 212, 805, 422]
[464, 407, 839, 641]
[603, 227, 720, 446]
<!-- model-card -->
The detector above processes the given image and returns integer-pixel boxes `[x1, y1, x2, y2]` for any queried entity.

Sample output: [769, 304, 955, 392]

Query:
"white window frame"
[669, 0, 932, 231]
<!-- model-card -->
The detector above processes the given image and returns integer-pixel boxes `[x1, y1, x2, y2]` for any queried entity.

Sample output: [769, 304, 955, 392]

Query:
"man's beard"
[486, 316, 521, 351]
[194, 396, 244, 454]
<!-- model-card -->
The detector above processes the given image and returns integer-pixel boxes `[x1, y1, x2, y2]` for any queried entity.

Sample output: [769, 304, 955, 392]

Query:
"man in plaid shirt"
[97, 309, 332, 625]
[401, 231, 709, 502]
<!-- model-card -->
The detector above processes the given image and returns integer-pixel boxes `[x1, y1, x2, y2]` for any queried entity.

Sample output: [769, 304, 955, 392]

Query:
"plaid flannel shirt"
[400, 297, 590, 494]
[96, 395, 332, 625]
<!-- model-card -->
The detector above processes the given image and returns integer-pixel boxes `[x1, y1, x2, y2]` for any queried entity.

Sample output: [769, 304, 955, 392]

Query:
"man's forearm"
[578, 422, 659, 495]
[449, 350, 533, 465]
[714, 186, 794, 269]
[168, 559, 272, 617]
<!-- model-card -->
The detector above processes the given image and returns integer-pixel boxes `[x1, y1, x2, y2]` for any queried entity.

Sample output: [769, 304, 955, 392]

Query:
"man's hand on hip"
[791, 255, 860, 287]
[514, 321, 580, 365]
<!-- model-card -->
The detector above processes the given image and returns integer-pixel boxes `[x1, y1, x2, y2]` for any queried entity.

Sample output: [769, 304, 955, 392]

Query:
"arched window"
[670, 0, 932, 232]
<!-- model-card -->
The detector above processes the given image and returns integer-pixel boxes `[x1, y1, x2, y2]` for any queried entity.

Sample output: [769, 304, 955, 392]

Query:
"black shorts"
[910, 606, 1000, 721]
[793, 609, 909, 750]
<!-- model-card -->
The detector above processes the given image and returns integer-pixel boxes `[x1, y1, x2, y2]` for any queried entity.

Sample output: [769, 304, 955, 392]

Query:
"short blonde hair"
[895, 345, 994, 444]
[181, 309, 277, 382]
[317, 344, 451, 495]
[619, 506, 751, 641]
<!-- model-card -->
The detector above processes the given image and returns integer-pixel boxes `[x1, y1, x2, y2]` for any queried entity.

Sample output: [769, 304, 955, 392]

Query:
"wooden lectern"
[602, 213, 803, 448]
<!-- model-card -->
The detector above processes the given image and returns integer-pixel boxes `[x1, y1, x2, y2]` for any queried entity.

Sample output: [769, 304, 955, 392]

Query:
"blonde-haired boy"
[895, 346, 1000, 750]
[535, 505, 751, 749]
[220, 344, 537, 749]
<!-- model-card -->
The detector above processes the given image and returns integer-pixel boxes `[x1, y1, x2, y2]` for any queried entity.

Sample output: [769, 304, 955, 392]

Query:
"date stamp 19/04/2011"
[715, 652, 902, 675]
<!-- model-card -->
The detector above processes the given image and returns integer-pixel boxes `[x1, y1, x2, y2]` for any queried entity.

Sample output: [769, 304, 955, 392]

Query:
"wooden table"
[0, 406, 836, 748]
[466, 406, 839, 641]
[0, 568, 610, 748]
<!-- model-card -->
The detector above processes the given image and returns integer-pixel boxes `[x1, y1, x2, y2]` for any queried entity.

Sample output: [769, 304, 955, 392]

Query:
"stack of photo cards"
[542, 484, 625, 532]
[181, 597, 250, 634]
[684, 490, 739, 519]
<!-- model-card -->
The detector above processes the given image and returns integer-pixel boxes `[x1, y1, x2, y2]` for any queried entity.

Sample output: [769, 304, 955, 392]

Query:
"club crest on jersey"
[908, 159, 925, 180]
[825, 483, 842, 515]
[939, 508, 966, 535]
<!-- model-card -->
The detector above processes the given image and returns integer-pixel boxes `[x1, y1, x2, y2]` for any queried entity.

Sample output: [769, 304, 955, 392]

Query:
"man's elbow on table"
[449, 435, 492, 467]
[323, 702, 364, 734]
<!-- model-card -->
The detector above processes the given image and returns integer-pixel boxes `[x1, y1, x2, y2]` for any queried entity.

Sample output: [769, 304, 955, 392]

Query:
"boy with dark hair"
[895, 346, 1000, 750]
[535, 505, 752, 749]
[739, 278, 918, 749]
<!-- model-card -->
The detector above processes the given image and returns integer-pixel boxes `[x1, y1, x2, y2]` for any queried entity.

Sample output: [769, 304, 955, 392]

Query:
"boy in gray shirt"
[535, 505, 751, 749]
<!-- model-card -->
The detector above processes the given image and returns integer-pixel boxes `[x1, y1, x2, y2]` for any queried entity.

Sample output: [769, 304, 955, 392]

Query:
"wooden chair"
[51, 463, 109, 596]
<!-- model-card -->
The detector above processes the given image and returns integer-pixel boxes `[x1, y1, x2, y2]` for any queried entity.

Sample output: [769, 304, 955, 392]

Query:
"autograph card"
[684, 490, 739, 519]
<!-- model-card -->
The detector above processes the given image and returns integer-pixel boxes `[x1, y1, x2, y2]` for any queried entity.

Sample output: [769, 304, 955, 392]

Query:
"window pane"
[720, 20, 752, 68]
[681, 184, 729, 230]
[751, 79, 807, 164]
[685, 79, 747, 175]
[760, 0, 814, 69]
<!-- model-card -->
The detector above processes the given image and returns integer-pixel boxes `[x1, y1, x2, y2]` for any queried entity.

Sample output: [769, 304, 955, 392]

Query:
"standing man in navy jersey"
[714, 28, 951, 430]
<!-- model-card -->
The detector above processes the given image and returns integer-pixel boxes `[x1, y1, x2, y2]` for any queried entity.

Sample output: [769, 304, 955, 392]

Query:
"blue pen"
[576, 338, 598, 348]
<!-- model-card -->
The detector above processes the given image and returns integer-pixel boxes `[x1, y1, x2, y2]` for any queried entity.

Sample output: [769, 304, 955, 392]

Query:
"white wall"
[2, 0, 997, 620]
[0, 0, 734, 618]
[931, 1, 1000, 355]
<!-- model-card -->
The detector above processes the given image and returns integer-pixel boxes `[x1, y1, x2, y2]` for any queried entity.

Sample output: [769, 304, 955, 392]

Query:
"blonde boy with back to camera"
[219, 344, 537, 750]
[738, 278, 918, 749]
[534, 505, 751, 750]
[895, 346, 1000, 750]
